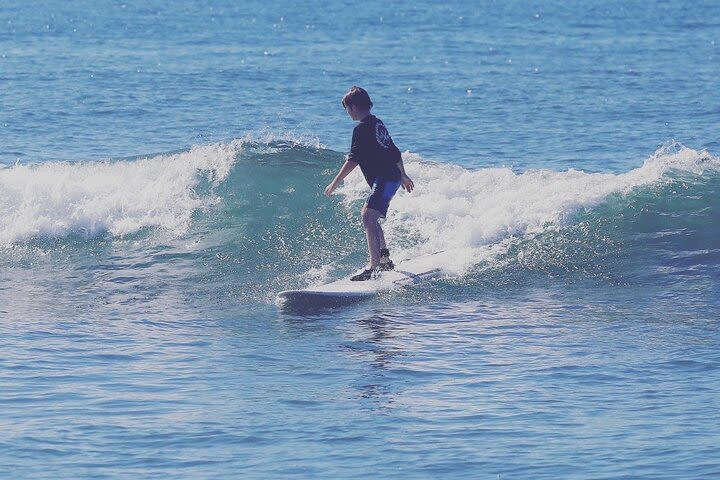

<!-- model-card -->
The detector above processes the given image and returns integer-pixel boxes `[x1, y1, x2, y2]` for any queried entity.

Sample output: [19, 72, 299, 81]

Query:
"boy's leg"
[361, 205, 384, 268]
[352, 178, 399, 280]
[377, 220, 387, 252]
[375, 224, 395, 270]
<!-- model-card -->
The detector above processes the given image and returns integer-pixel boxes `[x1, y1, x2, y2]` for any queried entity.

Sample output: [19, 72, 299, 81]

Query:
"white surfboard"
[277, 252, 444, 306]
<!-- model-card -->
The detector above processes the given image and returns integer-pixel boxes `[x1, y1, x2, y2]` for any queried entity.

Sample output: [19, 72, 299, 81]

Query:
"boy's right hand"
[401, 174, 414, 193]
[324, 183, 336, 196]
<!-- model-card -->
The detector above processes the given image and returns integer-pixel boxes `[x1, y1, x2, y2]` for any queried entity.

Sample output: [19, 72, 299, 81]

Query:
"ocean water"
[1, 1, 719, 478]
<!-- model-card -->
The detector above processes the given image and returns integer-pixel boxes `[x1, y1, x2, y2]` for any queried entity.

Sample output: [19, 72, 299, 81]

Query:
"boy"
[324, 86, 414, 281]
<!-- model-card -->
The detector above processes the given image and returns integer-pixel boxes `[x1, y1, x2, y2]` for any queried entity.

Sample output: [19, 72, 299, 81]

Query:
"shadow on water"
[276, 293, 370, 316]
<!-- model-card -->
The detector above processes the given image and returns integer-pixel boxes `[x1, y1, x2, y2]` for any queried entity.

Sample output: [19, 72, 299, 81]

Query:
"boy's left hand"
[401, 174, 414, 193]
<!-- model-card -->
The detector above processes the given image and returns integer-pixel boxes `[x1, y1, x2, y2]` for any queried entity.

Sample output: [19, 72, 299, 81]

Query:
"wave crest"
[336, 143, 719, 274]
[0, 141, 242, 245]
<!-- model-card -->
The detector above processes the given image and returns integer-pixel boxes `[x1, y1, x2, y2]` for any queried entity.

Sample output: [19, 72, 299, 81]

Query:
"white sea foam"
[337, 143, 718, 274]
[0, 141, 242, 245]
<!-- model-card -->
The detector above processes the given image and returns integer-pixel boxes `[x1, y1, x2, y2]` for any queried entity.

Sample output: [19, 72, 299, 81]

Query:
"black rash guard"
[347, 114, 402, 187]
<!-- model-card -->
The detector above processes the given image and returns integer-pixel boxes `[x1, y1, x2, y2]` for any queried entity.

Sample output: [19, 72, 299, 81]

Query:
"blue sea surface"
[1, 1, 719, 478]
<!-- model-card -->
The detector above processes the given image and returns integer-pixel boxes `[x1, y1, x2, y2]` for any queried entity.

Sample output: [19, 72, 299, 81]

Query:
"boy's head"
[342, 86, 373, 112]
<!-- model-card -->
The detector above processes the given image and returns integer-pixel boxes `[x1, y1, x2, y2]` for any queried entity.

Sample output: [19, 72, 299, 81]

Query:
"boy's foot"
[378, 259, 394, 271]
[350, 267, 377, 281]
[379, 248, 394, 271]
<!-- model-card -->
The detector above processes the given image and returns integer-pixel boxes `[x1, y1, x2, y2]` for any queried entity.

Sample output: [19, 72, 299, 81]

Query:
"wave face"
[339, 143, 720, 284]
[1, 140, 718, 302]
[0, 142, 240, 244]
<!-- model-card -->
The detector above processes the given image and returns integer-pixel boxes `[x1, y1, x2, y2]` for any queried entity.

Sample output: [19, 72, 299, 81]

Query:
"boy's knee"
[360, 208, 371, 228]
[361, 206, 378, 228]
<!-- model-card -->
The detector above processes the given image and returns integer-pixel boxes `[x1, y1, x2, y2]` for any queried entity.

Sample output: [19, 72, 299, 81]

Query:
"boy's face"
[345, 104, 365, 121]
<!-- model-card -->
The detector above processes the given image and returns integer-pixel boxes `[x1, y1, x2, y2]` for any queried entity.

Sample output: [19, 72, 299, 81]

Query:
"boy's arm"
[388, 134, 414, 193]
[396, 157, 414, 193]
[324, 159, 358, 196]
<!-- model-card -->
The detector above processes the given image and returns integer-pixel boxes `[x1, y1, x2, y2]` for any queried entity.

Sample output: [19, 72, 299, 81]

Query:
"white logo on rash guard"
[375, 122, 392, 149]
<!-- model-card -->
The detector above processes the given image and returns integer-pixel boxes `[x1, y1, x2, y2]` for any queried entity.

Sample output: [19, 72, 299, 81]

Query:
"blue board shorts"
[366, 178, 401, 218]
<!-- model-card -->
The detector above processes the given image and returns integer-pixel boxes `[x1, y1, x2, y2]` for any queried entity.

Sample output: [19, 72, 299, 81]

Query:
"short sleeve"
[348, 124, 367, 164]
[347, 127, 359, 163]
